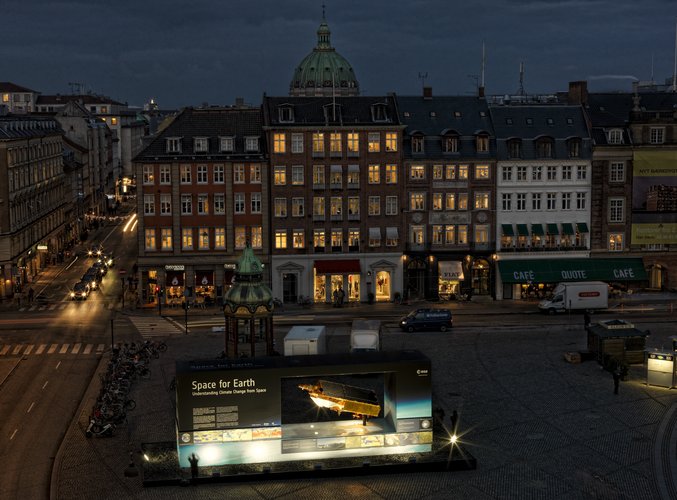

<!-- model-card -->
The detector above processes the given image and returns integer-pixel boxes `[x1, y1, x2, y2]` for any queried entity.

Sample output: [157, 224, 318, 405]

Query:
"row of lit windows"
[500, 192, 588, 211]
[408, 164, 486, 181]
[500, 165, 588, 182]
[144, 226, 263, 251]
[411, 224, 472, 245]
[273, 195, 399, 217]
[273, 164, 398, 186]
[272, 132, 398, 154]
[142, 164, 263, 185]
[273, 228, 398, 249]
[409, 192, 474, 211]
[500, 234, 587, 249]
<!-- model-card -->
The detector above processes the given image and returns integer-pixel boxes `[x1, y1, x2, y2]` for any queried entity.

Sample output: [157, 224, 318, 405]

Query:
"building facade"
[398, 90, 496, 300]
[263, 95, 405, 303]
[0, 115, 68, 298]
[133, 106, 268, 307]
[0, 82, 39, 114]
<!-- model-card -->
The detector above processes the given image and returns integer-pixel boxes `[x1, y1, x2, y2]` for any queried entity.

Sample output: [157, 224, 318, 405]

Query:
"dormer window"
[536, 138, 554, 158]
[194, 137, 209, 153]
[476, 134, 489, 153]
[607, 129, 623, 144]
[412, 134, 424, 153]
[166, 137, 182, 153]
[279, 106, 294, 123]
[526, 118, 533, 126]
[323, 103, 342, 123]
[454, 111, 462, 118]
[508, 139, 521, 159]
[568, 138, 581, 158]
[444, 135, 459, 153]
[371, 103, 389, 122]
[245, 136, 259, 152]
[219, 137, 234, 152]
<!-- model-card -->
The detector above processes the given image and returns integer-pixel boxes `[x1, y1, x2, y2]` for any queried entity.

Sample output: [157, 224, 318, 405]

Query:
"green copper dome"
[223, 246, 273, 316]
[290, 15, 359, 97]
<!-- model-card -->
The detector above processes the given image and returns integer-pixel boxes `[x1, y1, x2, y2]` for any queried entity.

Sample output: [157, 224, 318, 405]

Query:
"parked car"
[70, 282, 90, 300]
[399, 308, 453, 332]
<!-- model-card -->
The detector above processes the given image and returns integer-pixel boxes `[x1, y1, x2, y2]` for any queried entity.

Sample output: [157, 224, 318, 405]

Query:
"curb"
[0, 357, 22, 388]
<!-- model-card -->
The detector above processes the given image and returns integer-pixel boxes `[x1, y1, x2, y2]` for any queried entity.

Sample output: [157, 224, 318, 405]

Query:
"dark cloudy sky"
[1, 0, 676, 108]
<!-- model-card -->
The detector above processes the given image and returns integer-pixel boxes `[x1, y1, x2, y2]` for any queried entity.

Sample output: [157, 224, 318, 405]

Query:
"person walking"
[612, 369, 621, 395]
[338, 286, 345, 306]
[28, 288, 34, 303]
[332, 288, 339, 307]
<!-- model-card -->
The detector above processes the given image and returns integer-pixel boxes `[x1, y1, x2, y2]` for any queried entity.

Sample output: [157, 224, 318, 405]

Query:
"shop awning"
[439, 261, 464, 280]
[546, 223, 559, 235]
[386, 227, 398, 239]
[562, 223, 575, 235]
[501, 224, 515, 236]
[314, 260, 361, 274]
[531, 224, 544, 236]
[369, 227, 381, 240]
[330, 164, 342, 173]
[498, 258, 648, 283]
[516, 224, 529, 236]
[348, 164, 359, 172]
[195, 271, 214, 286]
[577, 222, 589, 233]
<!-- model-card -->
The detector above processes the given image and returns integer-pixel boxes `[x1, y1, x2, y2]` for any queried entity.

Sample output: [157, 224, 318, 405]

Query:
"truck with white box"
[283, 325, 327, 356]
[538, 281, 608, 314]
[350, 320, 381, 352]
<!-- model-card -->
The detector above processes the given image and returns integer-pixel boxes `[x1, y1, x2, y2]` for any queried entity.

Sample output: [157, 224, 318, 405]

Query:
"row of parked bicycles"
[85, 340, 166, 438]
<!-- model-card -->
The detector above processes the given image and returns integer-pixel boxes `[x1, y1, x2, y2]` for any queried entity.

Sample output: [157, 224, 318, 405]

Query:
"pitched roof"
[396, 95, 493, 135]
[134, 107, 264, 160]
[37, 94, 125, 106]
[0, 82, 38, 93]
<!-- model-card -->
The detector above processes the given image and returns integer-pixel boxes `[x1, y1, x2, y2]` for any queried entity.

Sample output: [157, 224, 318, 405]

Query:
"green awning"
[531, 224, 544, 236]
[516, 224, 529, 236]
[498, 258, 648, 283]
[501, 224, 515, 237]
[546, 223, 559, 235]
[577, 222, 589, 233]
[562, 223, 575, 235]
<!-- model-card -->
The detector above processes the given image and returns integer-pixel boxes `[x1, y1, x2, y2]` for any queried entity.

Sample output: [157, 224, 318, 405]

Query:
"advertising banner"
[632, 150, 677, 244]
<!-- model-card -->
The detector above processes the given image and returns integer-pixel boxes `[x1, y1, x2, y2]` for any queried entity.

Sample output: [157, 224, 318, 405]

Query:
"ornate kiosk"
[223, 246, 274, 358]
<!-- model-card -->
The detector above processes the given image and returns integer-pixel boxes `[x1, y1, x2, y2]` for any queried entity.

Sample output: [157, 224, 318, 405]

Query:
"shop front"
[438, 261, 464, 299]
[195, 270, 215, 306]
[313, 260, 361, 303]
[165, 266, 185, 305]
[497, 258, 648, 300]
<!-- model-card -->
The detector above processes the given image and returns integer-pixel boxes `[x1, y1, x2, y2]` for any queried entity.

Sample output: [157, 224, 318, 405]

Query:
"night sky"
[1, 0, 676, 108]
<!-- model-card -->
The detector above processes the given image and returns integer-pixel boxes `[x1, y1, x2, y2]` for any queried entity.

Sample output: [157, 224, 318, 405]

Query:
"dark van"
[399, 308, 453, 332]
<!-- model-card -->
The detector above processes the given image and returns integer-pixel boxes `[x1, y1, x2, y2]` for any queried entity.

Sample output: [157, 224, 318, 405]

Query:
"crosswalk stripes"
[18, 301, 118, 313]
[127, 315, 184, 338]
[0, 342, 104, 356]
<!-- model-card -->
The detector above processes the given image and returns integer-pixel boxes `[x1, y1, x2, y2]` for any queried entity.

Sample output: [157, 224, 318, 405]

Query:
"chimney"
[478, 86, 485, 98]
[423, 86, 432, 99]
[568, 81, 588, 105]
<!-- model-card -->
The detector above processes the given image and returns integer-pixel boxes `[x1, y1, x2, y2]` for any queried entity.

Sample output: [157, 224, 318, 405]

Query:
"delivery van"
[399, 308, 453, 332]
[538, 281, 608, 314]
[350, 320, 381, 352]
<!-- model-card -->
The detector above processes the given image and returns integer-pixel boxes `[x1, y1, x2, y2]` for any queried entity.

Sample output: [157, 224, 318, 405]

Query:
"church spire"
[317, 5, 332, 50]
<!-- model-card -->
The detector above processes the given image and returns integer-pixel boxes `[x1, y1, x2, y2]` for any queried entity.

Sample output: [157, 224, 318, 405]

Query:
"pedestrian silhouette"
[188, 452, 199, 480]
[28, 288, 34, 303]
[612, 369, 620, 395]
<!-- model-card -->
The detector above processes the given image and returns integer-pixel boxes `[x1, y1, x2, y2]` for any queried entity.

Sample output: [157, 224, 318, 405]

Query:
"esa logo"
[416, 369, 429, 376]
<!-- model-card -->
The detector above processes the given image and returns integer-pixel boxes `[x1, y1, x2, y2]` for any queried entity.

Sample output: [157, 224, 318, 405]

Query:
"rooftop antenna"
[68, 82, 83, 95]
[673, 17, 677, 92]
[517, 62, 526, 96]
[418, 72, 428, 90]
[481, 42, 486, 88]
[651, 53, 655, 83]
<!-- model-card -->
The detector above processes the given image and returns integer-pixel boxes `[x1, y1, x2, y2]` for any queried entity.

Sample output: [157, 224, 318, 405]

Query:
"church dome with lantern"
[289, 13, 359, 97]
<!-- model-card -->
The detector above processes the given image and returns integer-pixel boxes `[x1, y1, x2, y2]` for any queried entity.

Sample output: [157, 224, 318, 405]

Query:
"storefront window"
[314, 274, 326, 302]
[348, 274, 360, 301]
[330, 275, 343, 303]
[195, 271, 215, 305]
[375, 271, 390, 301]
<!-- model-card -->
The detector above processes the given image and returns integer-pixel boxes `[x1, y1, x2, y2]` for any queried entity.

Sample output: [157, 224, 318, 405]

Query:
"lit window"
[445, 193, 456, 210]
[142, 165, 154, 185]
[410, 192, 425, 211]
[348, 197, 360, 216]
[235, 227, 246, 249]
[385, 164, 397, 184]
[347, 132, 359, 154]
[180, 164, 191, 184]
[608, 233, 623, 251]
[458, 193, 468, 210]
[313, 230, 325, 249]
[312, 133, 325, 154]
[198, 228, 210, 250]
[250, 165, 261, 183]
[293, 230, 305, 248]
[368, 196, 380, 216]
[446, 165, 456, 179]
[474, 224, 489, 244]
[313, 165, 325, 186]
[330, 197, 342, 219]
[368, 132, 380, 152]
[331, 229, 342, 249]
[144, 229, 156, 250]
[445, 225, 455, 244]
[457, 225, 468, 244]
[458, 165, 468, 180]
[313, 197, 325, 217]
[274, 166, 286, 185]
[215, 227, 226, 249]
[251, 227, 262, 249]
[273, 133, 286, 153]
[474, 192, 489, 209]
[161, 228, 172, 250]
[368, 164, 380, 184]
[385, 132, 397, 152]
[432, 193, 443, 211]
[182, 228, 193, 250]
[330, 133, 342, 154]
[475, 165, 489, 179]
[349, 230, 359, 248]
[410, 165, 425, 180]
[233, 164, 245, 183]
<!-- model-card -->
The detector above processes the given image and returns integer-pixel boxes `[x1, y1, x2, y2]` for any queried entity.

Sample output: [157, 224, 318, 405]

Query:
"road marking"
[36, 344, 46, 355]
[48, 344, 58, 354]
[59, 344, 69, 354]
[27, 402, 35, 413]
[96, 344, 105, 353]
[55, 361, 61, 370]
[23, 345, 33, 355]
[83, 344, 92, 355]
[0, 345, 10, 355]
[10, 429, 17, 440]
[42, 381, 49, 389]
[12, 345, 23, 355]
[71, 343, 81, 354]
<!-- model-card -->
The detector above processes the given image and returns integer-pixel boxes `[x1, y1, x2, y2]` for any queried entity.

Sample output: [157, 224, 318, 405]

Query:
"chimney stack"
[568, 81, 588, 105]
[423, 86, 432, 99]
[478, 86, 485, 98]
